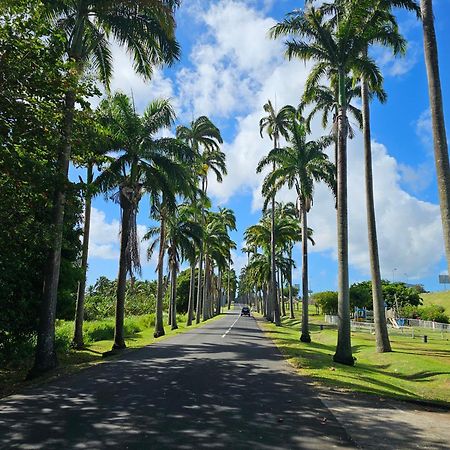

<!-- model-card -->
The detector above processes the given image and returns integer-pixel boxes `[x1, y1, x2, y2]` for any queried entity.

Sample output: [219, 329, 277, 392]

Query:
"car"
[241, 306, 251, 317]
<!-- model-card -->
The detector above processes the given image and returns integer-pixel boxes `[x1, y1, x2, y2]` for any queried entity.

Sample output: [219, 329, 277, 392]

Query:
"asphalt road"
[0, 308, 355, 449]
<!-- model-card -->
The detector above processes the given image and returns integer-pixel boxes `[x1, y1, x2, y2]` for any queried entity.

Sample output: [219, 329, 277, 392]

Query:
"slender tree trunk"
[154, 215, 166, 338]
[72, 163, 93, 349]
[333, 72, 354, 366]
[300, 204, 311, 343]
[280, 270, 286, 316]
[29, 90, 75, 377]
[227, 259, 232, 310]
[113, 192, 133, 350]
[202, 256, 211, 321]
[195, 251, 203, 323]
[171, 261, 178, 331]
[288, 246, 295, 319]
[271, 160, 281, 326]
[421, 0, 450, 274]
[362, 76, 392, 353]
[215, 270, 222, 315]
[186, 264, 195, 326]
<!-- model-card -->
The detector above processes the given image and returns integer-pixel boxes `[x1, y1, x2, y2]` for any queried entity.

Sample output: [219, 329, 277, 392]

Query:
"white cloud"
[372, 41, 420, 77]
[88, 207, 153, 270]
[415, 109, 433, 148]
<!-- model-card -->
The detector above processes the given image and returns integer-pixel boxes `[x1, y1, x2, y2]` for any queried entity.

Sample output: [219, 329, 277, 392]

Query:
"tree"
[177, 116, 225, 323]
[97, 94, 191, 348]
[165, 204, 202, 330]
[258, 117, 334, 342]
[271, 4, 383, 365]
[259, 101, 296, 326]
[421, 0, 450, 275]
[71, 110, 111, 349]
[30, 0, 181, 375]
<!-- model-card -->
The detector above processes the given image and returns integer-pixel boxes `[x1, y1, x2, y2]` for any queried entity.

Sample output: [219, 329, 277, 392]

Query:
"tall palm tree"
[271, 4, 382, 365]
[31, 0, 180, 375]
[316, 0, 419, 353]
[259, 118, 333, 342]
[421, 0, 450, 274]
[96, 94, 192, 348]
[259, 101, 295, 326]
[157, 203, 202, 330]
[176, 116, 225, 323]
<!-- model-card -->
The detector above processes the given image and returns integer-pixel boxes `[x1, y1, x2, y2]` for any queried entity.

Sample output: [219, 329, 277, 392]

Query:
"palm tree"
[31, 0, 180, 375]
[165, 204, 203, 330]
[316, 0, 419, 353]
[176, 116, 225, 323]
[421, 0, 450, 274]
[259, 101, 296, 326]
[259, 118, 334, 342]
[96, 93, 192, 348]
[271, 4, 382, 365]
[71, 115, 110, 349]
[275, 202, 299, 319]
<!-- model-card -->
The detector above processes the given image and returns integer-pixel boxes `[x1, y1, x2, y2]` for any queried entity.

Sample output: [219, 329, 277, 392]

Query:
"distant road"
[0, 307, 354, 449]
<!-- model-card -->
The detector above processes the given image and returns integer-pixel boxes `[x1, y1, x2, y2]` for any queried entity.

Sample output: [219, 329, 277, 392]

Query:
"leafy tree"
[0, 0, 82, 363]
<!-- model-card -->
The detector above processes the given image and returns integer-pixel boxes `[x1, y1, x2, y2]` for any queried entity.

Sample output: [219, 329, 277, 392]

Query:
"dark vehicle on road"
[241, 306, 251, 316]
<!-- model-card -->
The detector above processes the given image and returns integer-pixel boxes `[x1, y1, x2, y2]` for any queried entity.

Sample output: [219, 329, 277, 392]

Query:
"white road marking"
[221, 315, 241, 338]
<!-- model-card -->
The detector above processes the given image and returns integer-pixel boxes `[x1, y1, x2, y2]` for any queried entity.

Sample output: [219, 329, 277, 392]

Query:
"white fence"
[324, 315, 449, 332]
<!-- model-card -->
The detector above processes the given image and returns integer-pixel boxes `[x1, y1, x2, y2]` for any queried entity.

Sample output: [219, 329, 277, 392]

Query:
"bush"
[400, 304, 449, 323]
[312, 291, 338, 314]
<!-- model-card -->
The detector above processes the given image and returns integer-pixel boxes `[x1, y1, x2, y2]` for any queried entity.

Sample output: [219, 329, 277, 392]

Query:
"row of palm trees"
[72, 94, 236, 351]
[29, 0, 238, 377]
[245, 0, 449, 366]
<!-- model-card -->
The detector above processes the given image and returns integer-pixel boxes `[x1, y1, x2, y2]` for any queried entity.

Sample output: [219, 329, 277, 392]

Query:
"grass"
[0, 312, 221, 398]
[421, 290, 450, 315]
[258, 313, 450, 407]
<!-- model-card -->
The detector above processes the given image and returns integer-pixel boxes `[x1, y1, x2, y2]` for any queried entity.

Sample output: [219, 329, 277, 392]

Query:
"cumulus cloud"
[88, 207, 153, 269]
[181, 0, 444, 279]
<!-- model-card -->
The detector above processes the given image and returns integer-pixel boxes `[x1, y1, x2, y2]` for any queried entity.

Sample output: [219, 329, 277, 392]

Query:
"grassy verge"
[421, 290, 450, 315]
[257, 314, 450, 406]
[0, 312, 222, 398]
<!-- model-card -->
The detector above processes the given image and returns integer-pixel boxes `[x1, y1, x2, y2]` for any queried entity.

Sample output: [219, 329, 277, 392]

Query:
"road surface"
[1, 308, 449, 449]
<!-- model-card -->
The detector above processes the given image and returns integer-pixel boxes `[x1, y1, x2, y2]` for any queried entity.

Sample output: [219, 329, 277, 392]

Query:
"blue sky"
[76, 0, 450, 294]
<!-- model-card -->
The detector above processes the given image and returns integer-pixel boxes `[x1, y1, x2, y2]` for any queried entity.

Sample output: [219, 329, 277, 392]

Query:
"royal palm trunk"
[113, 189, 133, 349]
[361, 77, 391, 353]
[154, 215, 166, 338]
[271, 162, 281, 325]
[186, 264, 195, 326]
[170, 259, 178, 330]
[288, 246, 295, 319]
[300, 203, 311, 343]
[421, 0, 450, 274]
[333, 72, 354, 366]
[202, 256, 211, 321]
[72, 163, 93, 348]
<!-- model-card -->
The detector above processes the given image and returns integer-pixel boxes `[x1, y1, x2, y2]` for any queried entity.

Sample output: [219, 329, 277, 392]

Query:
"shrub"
[312, 291, 338, 314]
[400, 304, 449, 323]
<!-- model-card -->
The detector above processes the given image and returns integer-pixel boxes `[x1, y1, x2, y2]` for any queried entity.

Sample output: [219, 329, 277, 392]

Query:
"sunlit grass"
[421, 290, 450, 314]
[258, 313, 450, 406]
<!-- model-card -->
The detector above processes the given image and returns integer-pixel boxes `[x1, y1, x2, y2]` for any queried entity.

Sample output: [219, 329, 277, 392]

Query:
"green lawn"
[421, 290, 450, 314]
[258, 314, 450, 406]
[0, 313, 221, 398]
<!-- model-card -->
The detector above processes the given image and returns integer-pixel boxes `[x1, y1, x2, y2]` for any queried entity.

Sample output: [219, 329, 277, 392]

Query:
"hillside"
[421, 290, 450, 314]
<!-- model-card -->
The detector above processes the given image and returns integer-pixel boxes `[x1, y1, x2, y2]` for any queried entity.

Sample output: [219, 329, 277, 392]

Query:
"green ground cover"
[421, 290, 450, 315]
[258, 314, 450, 406]
[0, 313, 219, 398]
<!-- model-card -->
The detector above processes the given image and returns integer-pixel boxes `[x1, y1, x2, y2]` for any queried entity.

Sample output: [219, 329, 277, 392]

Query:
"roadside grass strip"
[257, 314, 450, 407]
